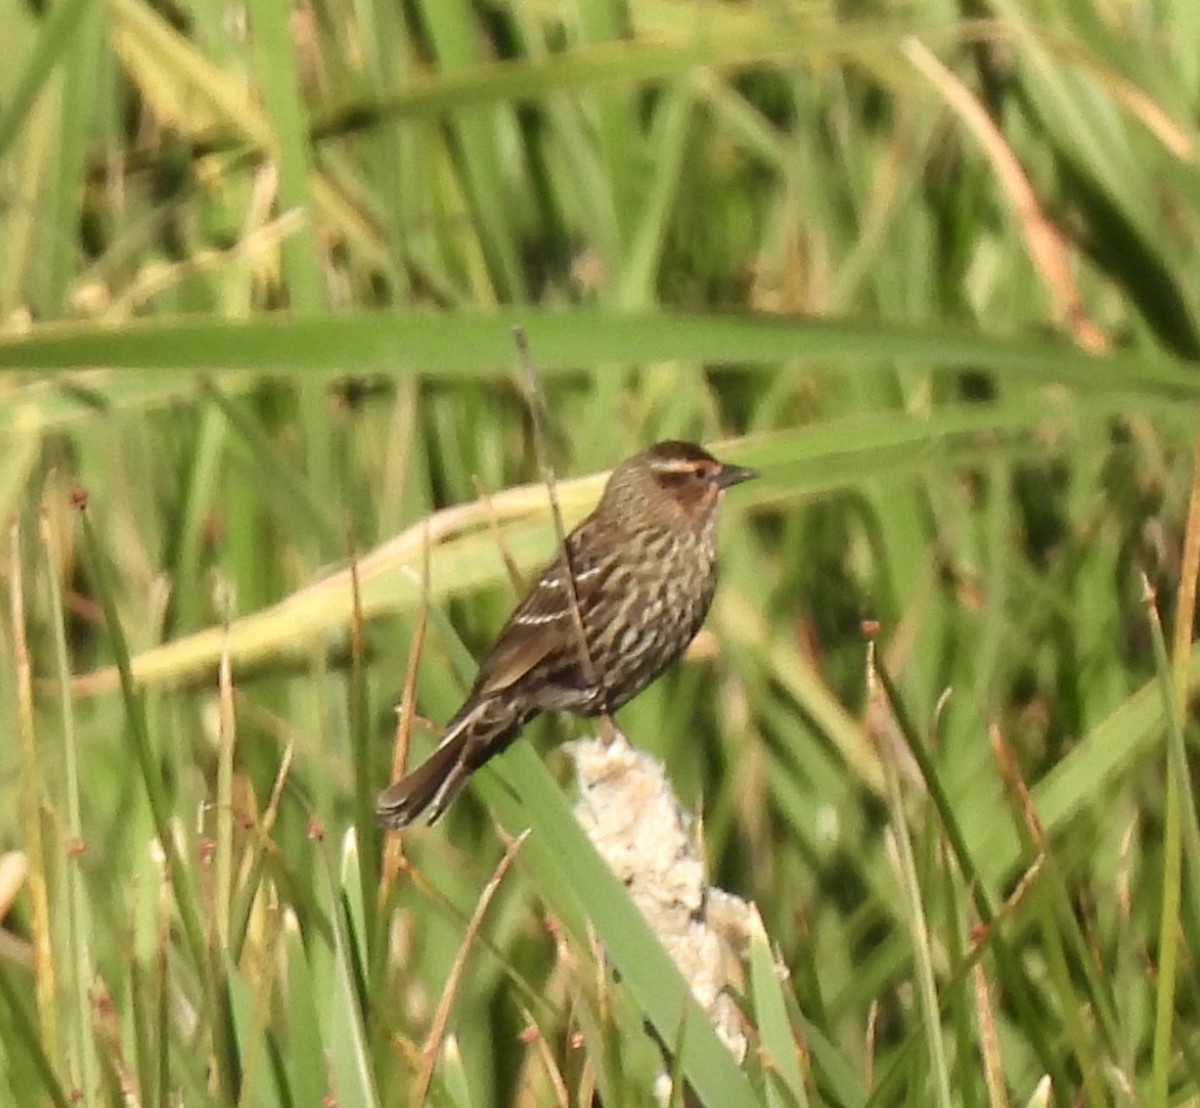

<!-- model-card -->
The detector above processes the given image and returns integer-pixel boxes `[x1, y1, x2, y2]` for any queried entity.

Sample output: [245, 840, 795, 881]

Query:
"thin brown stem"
[409, 830, 529, 1107]
[513, 327, 616, 744]
[381, 520, 431, 890]
[471, 474, 526, 594]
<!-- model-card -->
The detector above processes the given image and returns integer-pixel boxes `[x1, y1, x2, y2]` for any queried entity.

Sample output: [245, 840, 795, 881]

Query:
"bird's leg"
[598, 713, 624, 747]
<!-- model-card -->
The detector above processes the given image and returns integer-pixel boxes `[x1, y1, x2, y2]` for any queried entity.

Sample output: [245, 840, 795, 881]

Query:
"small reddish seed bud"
[202, 513, 226, 546]
[69, 488, 89, 510]
[306, 819, 324, 841]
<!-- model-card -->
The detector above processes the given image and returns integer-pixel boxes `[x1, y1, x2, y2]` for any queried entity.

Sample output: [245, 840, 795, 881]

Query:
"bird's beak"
[714, 462, 758, 490]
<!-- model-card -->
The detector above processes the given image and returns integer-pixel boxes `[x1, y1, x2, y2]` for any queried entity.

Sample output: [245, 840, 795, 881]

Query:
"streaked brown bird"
[376, 441, 757, 828]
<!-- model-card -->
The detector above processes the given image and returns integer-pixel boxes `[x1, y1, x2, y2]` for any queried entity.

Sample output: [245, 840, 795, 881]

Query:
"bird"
[376, 440, 757, 829]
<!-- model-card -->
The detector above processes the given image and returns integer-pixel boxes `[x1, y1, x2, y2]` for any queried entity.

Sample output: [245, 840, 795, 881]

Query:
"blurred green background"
[3, 0, 1200, 1104]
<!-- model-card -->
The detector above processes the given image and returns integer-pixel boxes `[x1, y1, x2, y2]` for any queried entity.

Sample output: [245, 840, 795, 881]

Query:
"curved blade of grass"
[72, 391, 1172, 696]
[305, 17, 969, 141]
[1, 310, 1199, 399]
[70, 470, 601, 694]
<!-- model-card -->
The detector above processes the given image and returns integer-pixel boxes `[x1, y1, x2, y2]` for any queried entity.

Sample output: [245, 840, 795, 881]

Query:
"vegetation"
[2, 0, 1200, 1104]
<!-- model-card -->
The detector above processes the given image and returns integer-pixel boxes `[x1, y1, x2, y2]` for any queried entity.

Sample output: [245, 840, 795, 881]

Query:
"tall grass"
[2, 0, 1200, 1103]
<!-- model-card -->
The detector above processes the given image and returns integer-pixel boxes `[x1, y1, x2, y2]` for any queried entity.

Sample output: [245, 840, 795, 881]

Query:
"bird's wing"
[473, 529, 612, 697]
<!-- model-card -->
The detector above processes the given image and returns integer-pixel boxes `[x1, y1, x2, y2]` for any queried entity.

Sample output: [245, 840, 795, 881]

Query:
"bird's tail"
[375, 731, 471, 829]
[375, 703, 523, 829]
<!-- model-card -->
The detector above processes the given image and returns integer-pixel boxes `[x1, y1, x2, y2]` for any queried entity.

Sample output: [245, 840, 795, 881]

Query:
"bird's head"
[599, 441, 758, 530]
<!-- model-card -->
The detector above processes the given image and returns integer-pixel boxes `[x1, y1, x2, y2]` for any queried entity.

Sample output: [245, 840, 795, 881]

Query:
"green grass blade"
[748, 908, 809, 1108]
[2, 311, 1198, 399]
